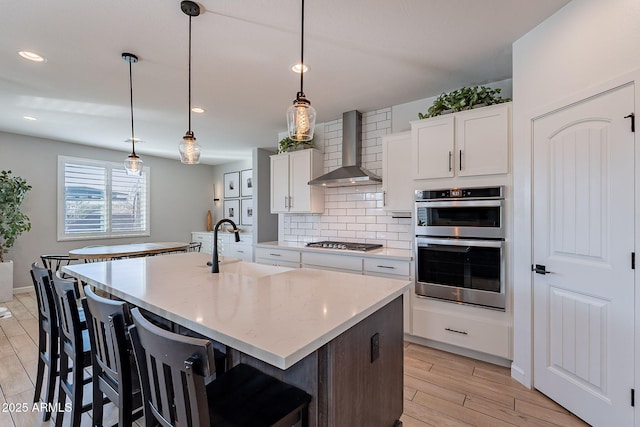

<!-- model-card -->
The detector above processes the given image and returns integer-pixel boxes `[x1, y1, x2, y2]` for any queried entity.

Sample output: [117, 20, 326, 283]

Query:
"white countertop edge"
[71, 266, 409, 370]
[255, 241, 413, 261]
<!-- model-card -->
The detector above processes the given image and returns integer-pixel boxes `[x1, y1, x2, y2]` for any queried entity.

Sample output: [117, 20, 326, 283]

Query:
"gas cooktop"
[305, 241, 383, 252]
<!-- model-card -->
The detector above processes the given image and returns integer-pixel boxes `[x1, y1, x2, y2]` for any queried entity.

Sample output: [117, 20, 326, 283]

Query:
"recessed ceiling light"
[191, 107, 205, 113]
[18, 51, 46, 62]
[23, 116, 37, 121]
[291, 63, 308, 73]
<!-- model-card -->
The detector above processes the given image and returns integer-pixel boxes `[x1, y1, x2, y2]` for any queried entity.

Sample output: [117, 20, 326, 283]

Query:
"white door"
[288, 150, 312, 213]
[533, 83, 635, 426]
[411, 116, 455, 179]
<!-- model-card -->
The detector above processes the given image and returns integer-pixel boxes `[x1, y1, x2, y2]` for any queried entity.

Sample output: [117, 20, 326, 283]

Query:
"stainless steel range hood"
[308, 110, 382, 187]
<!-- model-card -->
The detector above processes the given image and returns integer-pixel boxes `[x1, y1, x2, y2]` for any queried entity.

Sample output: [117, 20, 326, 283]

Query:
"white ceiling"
[0, 0, 569, 165]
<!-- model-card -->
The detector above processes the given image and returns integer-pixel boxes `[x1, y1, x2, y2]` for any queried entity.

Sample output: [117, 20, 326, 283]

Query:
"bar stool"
[30, 263, 59, 422]
[129, 307, 311, 427]
[51, 276, 93, 427]
[82, 286, 143, 427]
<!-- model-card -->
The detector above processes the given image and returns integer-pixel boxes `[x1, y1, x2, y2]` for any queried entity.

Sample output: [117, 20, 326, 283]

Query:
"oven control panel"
[415, 186, 503, 201]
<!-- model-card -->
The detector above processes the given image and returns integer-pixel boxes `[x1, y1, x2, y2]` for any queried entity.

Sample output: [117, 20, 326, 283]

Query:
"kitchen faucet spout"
[211, 218, 240, 273]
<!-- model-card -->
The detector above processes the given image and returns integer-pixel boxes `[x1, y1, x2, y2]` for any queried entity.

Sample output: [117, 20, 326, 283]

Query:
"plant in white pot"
[0, 170, 32, 302]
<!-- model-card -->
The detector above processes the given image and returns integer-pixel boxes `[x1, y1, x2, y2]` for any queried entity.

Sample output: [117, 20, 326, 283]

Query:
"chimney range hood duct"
[308, 110, 382, 187]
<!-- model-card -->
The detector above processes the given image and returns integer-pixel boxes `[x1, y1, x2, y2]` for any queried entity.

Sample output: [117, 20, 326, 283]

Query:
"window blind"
[58, 156, 149, 239]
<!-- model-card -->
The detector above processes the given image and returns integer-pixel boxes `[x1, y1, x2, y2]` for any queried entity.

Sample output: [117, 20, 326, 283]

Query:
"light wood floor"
[0, 292, 589, 427]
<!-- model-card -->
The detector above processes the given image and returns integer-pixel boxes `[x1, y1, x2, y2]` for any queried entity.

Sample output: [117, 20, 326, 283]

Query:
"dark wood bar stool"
[30, 263, 59, 422]
[129, 307, 311, 427]
[51, 276, 93, 427]
[82, 285, 143, 427]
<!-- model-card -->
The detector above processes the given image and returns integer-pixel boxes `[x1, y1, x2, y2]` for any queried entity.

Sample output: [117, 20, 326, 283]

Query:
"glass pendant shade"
[179, 131, 201, 164]
[124, 153, 144, 176]
[287, 94, 316, 142]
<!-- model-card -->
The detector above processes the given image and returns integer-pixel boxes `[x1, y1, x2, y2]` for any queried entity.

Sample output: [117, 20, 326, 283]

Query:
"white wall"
[210, 158, 252, 230]
[511, 0, 640, 387]
[0, 131, 215, 291]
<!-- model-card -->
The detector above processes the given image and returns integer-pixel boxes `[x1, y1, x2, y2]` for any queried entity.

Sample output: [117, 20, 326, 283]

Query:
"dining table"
[68, 241, 190, 260]
[62, 252, 409, 426]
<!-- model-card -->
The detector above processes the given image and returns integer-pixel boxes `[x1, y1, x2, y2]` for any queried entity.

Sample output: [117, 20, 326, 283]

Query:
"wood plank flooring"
[0, 292, 589, 427]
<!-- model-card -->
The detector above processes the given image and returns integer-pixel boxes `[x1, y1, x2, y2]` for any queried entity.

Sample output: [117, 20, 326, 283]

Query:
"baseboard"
[510, 362, 531, 388]
[13, 286, 33, 294]
[404, 333, 512, 367]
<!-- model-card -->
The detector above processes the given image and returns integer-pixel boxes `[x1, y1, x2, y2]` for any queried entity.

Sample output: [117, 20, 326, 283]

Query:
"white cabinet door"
[270, 149, 324, 214]
[289, 150, 313, 213]
[411, 102, 511, 179]
[456, 104, 509, 176]
[270, 154, 290, 213]
[411, 115, 455, 179]
[382, 132, 413, 212]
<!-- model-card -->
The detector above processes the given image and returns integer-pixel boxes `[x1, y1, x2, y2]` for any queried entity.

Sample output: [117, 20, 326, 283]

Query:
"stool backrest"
[82, 286, 133, 396]
[40, 254, 78, 273]
[52, 276, 84, 356]
[129, 307, 214, 427]
[30, 263, 57, 335]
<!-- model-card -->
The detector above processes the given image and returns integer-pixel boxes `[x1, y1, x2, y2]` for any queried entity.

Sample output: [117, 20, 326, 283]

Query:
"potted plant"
[418, 85, 511, 119]
[277, 136, 315, 154]
[0, 170, 32, 302]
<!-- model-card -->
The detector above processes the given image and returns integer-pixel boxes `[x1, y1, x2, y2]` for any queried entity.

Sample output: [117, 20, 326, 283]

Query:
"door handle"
[459, 150, 462, 171]
[448, 151, 452, 171]
[532, 264, 554, 275]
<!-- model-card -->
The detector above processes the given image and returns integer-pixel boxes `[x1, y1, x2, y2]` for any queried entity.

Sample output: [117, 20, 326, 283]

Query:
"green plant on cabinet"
[418, 85, 511, 119]
[277, 136, 315, 154]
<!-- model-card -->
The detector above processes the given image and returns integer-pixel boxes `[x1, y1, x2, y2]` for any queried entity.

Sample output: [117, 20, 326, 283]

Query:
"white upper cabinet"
[411, 102, 511, 179]
[270, 149, 324, 214]
[382, 132, 413, 212]
[411, 115, 455, 179]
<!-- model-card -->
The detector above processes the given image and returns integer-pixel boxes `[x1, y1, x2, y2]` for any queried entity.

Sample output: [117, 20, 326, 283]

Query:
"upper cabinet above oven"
[410, 102, 511, 180]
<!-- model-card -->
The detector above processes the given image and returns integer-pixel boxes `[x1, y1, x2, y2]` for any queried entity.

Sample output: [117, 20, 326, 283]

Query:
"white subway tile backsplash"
[282, 107, 411, 249]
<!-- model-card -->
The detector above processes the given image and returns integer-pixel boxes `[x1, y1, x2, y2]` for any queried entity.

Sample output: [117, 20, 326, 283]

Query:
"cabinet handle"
[269, 253, 282, 257]
[236, 250, 244, 253]
[289, 196, 293, 208]
[448, 151, 452, 171]
[383, 191, 386, 207]
[284, 195, 288, 208]
[459, 150, 462, 171]
[377, 265, 395, 269]
[445, 327, 468, 335]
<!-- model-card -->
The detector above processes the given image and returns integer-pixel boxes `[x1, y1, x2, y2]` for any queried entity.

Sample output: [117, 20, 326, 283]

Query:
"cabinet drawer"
[363, 258, 410, 278]
[302, 252, 362, 272]
[255, 247, 300, 264]
[412, 305, 510, 358]
[226, 245, 253, 262]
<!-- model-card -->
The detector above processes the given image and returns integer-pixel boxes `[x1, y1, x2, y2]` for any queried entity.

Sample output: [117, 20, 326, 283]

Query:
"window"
[57, 156, 150, 240]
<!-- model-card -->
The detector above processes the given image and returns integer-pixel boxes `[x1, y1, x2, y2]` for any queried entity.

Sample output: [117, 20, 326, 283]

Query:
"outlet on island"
[370, 332, 380, 363]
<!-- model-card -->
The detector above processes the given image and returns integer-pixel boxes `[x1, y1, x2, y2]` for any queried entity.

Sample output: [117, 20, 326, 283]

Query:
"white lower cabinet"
[411, 297, 511, 359]
[191, 232, 214, 254]
[191, 232, 253, 262]
[301, 252, 362, 273]
[255, 247, 301, 268]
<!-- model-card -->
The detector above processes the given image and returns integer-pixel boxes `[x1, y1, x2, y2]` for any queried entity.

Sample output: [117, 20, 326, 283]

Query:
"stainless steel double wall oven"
[415, 186, 506, 310]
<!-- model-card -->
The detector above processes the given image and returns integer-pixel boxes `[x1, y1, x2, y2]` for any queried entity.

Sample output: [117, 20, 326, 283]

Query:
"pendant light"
[287, 0, 316, 142]
[178, 0, 202, 165]
[122, 52, 143, 176]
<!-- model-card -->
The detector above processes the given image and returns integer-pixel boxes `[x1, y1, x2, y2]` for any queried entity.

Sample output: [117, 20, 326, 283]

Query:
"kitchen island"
[63, 252, 409, 426]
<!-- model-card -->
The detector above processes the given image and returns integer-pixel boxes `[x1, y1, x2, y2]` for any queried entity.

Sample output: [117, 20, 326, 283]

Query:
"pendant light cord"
[188, 14, 192, 134]
[299, 0, 304, 96]
[128, 59, 136, 156]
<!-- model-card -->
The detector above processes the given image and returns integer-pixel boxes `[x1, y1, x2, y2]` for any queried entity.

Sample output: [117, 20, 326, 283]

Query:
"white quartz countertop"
[255, 241, 413, 261]
[63, 253, 409, 370]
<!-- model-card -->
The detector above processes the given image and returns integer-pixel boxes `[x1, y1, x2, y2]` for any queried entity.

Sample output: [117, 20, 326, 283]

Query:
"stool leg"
[55, 352, 69, 427]
[69, 358, 85, 427]
[43, 331, 59, 421]
[92, 369, 103, 427]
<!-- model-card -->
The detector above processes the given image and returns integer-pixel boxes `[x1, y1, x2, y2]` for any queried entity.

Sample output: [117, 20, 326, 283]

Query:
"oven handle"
[416, 199, 503, 208]
[416, 237, 504, 248]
